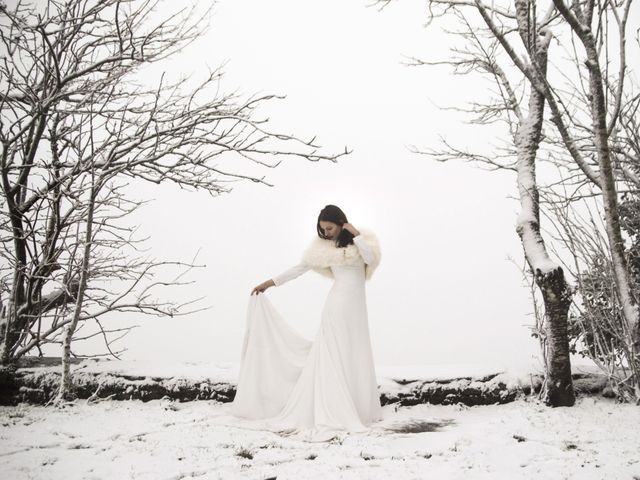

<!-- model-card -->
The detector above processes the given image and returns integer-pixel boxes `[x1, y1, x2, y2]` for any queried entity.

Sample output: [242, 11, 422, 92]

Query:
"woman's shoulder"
[301, 235, 336, 264]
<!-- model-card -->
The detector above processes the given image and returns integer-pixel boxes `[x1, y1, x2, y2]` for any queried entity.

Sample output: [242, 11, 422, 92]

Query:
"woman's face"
[319, 221, 341, 240]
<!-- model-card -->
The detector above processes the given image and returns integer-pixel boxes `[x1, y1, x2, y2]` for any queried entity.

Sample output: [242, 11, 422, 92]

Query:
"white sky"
[72, 0, 549, 369]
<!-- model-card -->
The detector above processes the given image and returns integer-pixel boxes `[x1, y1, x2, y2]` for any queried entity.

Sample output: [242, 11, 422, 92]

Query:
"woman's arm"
[352, 234, 376, 265]
[272, 263, 311, 286]
[342, 222, 377, 266]
[251, 263, 311, 295]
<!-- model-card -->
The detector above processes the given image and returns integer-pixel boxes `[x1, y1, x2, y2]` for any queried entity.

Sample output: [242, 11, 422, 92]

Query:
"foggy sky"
[70, 0, 545, 369]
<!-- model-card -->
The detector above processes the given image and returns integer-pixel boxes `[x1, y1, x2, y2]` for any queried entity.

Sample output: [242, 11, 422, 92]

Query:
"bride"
[231, 204, 384, 441]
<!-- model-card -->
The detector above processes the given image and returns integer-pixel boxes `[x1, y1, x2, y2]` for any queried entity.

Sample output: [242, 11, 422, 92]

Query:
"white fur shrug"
[301, 228, 381, 281]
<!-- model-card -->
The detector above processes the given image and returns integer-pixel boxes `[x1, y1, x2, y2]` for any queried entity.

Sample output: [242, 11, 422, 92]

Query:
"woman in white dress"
[231, 205, 383, 441]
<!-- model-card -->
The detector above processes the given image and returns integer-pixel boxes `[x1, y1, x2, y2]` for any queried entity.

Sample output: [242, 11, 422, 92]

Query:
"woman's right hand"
[251, 279, 275, 296]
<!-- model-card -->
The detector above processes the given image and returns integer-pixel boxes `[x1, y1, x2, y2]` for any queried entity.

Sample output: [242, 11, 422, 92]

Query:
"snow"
[68, 358, 242, 384]
[1, 359, 631, 479]
[515, 211, 559, 275]
[18, 358, 522, 395]
[2, 396, 639, 479]
[33, 358, 533, 384]
[10, 358, 605, 405]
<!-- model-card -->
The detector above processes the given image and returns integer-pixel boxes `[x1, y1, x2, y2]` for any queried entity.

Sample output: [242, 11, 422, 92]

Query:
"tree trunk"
[536, 268, 575, 406]
[0, 306, 13, 365]
[513, 17, 575, 406]
[55, 183, 97, 403]
[584, 43, 640, 349]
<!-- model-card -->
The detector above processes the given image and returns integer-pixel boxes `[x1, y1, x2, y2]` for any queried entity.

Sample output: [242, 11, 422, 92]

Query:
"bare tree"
[540, 86, 640, 400]
[516, 0, 640, 398]
[549, 0, 640, 366]
[393, 1, 576, 405]
[384, 0, 639, 400]
[0, 0, 347, 392]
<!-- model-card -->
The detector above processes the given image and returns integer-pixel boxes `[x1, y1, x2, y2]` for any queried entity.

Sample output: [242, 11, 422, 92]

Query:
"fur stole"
[301, 227, 381, 281]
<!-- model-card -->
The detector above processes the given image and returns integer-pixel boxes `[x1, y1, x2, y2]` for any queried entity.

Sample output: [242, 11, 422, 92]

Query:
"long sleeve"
[271, 262, 311, 287]
[353, 234, 376, 265]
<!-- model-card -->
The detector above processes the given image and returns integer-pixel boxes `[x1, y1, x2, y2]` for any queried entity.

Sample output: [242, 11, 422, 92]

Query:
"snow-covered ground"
[2, 395, 639, 480]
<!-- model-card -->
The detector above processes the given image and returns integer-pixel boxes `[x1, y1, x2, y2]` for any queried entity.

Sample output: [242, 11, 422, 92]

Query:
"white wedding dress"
[230, 234, 383, 441]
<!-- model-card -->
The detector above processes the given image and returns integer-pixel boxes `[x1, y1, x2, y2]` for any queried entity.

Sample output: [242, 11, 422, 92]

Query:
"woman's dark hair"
[317, 204, 354, 248]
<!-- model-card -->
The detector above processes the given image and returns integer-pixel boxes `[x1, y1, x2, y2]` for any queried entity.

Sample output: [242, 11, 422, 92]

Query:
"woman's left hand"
[342, 222, 360, 236]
